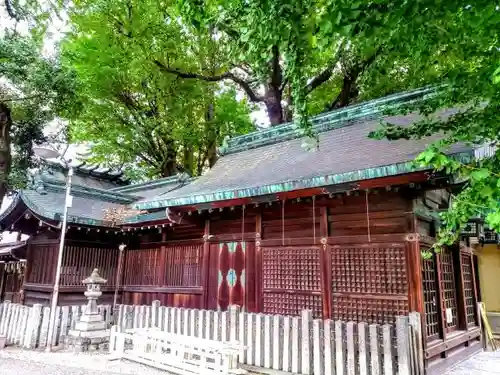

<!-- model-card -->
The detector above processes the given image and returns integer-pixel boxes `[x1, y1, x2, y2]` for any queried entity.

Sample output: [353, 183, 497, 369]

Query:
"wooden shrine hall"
[0, 87, 482, 370]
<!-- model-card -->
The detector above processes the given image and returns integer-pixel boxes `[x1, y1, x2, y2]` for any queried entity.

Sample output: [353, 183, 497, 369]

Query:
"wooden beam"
[406, 236, 424, 313]
[255, 212, 262, 313]
[470, 253, 480, 325]
[435, 254, 447, 342]
[201, 219, 211, 309]
[158, 230, 167, 286]
[455, 249, 468, 331]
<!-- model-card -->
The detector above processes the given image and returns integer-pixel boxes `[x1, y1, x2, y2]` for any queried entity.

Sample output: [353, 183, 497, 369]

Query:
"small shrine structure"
[0, 87, 483, 373]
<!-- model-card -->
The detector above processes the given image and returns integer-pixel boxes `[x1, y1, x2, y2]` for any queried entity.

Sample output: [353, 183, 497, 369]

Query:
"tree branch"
[328, 46, 382, 110]
[305, 39, 346, 95]
[5, 0, 21, 21]
[270, 45, 282, 89]
[154, 60, 265, 102]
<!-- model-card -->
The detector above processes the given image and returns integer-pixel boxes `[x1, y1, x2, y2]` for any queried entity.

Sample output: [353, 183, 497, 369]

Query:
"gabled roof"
[0, 241, 27, 262]
[112, 173, 193, 202]
[0, 164, 192, 229]
[133, 87, 473, 210]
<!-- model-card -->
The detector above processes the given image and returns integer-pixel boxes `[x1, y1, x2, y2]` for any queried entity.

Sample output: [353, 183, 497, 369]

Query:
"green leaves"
[470, 169, 490, 182]
[62, 0, 255, 180]
[493, 65, 500, 85]
[0, 33, 76, 191]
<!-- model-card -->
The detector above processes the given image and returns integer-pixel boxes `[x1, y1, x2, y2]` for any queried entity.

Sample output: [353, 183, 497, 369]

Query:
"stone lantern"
[82, 268, 107, 318]
[65, 268, 110, 352]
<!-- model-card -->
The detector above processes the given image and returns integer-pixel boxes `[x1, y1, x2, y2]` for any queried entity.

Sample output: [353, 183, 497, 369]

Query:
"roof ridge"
[43, 160, 128, 184]
[111, 173, 191, 193]
[41, 177, 137, 204]
[219, 86, 436, 155]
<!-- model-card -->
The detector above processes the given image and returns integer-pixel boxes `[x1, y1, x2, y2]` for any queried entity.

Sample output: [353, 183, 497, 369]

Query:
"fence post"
[24, 304, 42, 349]
[396, 316, 410, 375]
[335, 321, 346, 375]
[229, 305, 240, 342]
[151, 300, 161, 328]
[264, 314, 272, 368]
[382, 324, 394, 375]
[370, 324, 382, 375]
[301, 310, 313, 375]
[272, 314, 282, 370]
[39, 306, 50, 348]
[313, 319, 325, 375]
[0, 301, 11, 335]
[409, 312, 424, 375]
[346, 321, 357, 375]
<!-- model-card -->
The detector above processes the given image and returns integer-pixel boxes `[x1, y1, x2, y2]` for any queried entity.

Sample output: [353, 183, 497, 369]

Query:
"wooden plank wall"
[23, 238, 119, 306]
[122, 191, 422, 320]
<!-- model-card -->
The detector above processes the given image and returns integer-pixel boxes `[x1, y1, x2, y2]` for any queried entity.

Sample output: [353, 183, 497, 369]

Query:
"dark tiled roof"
[133, 90, 472, 210]
[0, 241, 28, 261]
[20, 188, 126, 226]
[112, 173, 192, 201]
[0, 167, 191, 227]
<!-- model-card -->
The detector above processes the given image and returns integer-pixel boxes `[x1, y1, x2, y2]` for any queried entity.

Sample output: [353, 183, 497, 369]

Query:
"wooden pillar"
[201, 219, 211, 309]
[455, 248, 468, 331]
[255, 213, 262, 313]
[406, 234, 424, 315]
[0, 264, 5, 301]
[470, 252, 480, 326]
[158, 230, 167, 286]
[24, 243, 33, 285]
[435, 254, 447, 342]
[113, 244, 127, 308]
[319, 206, 331, 319]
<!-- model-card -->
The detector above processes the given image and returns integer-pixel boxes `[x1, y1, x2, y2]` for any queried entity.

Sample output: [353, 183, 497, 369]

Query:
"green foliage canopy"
[63, 0, 255, 179]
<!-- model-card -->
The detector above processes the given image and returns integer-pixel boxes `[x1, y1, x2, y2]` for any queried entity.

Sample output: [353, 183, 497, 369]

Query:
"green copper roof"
[111, 173, 190, 195]
[133, 87, 468, 211]
[133, 151, 474, 210]
[219, 86, 436, 155]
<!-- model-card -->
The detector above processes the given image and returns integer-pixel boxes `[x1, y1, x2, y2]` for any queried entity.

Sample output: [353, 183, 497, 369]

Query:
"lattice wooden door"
[261, 246, 323, 318]
[422, 255, 441, 341]
[329, 243, 409, 324]
[461, 252, 478, 327]
[439, 251, 458, 333]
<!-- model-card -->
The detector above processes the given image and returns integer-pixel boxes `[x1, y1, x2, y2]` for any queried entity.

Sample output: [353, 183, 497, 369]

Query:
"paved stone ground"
[0, 347, 171, 375]
[446, 350, 500, 374]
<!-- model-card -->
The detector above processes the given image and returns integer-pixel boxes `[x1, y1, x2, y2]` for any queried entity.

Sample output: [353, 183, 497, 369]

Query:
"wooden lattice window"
[440, 252, 458, 332]
[461, 253, 477, 326]
[330, 244, 408, 324]
[124, 248, 161, 286]
[165, 244, 202, 287]
[422, 255, 440, 340]
[261, 246, 322, 318]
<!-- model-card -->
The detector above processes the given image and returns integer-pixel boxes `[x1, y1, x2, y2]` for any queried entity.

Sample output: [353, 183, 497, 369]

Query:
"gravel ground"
[445, 350, 500, 374]
[0, 347, 171, 375]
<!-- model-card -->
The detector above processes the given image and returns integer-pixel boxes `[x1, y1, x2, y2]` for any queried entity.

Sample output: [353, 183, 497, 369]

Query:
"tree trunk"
[263, 86, 284, 126]
[161, 140, 178, 177]
[0, 103, 12, 209]
[182, 143, 194, 175]
[329, 75, 359, 109]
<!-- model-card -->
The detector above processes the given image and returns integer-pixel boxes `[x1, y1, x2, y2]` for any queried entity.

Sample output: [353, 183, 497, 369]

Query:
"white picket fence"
[113, 302, 424, 375]
[0, 300, 424, 375]
[0, 301, 113, 349]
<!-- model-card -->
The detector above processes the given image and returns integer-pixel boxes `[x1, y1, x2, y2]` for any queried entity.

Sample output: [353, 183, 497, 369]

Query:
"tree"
[167, 0, 459, 136]
[62, 0, 254, 179]
[362, 2, 500, 250]
[0, 9, 78, 208]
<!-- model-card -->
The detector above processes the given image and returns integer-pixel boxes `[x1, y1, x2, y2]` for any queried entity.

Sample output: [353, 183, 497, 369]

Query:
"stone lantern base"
[63, 268, 110, 353]
[64, 313, 110, 352]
